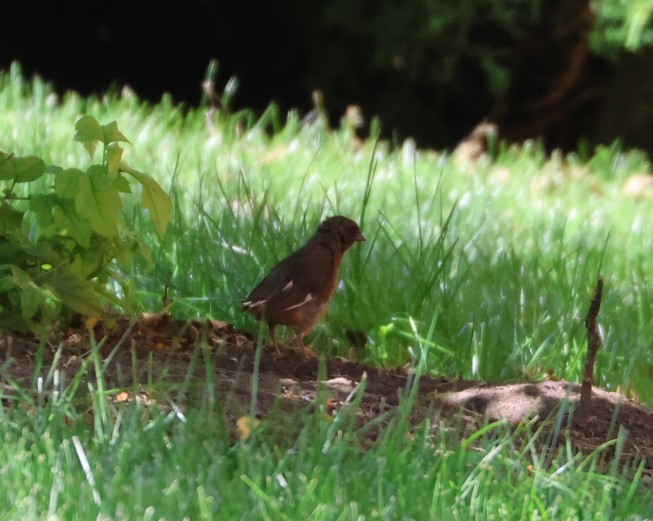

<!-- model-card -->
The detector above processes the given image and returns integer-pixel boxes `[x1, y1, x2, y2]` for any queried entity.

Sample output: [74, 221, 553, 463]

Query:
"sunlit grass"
[2, 61, 653, 519]
[3, 62, 653, 400]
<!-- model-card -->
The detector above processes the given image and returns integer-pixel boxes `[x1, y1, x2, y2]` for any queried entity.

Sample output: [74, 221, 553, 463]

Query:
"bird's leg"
[296, 331, 307, 357]
[269, 325, 282, 357]
[294, 330, 317, 358]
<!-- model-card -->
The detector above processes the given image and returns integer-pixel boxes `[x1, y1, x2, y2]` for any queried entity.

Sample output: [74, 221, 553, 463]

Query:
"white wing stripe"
[243, 299, 266, 309]
[282, 293, 314, 311]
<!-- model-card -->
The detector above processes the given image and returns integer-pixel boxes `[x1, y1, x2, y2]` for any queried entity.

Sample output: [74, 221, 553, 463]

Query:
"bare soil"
[2, 314, 652, 469]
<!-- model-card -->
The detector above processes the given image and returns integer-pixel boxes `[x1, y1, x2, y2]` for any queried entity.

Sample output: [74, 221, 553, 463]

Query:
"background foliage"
[2, 0, 653, 152]
[292, 0, 653, 149]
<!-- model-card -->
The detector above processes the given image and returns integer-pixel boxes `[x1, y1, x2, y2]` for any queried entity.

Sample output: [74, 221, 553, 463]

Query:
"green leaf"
[113, 232, 137, 266]
[70, 248, 106, 279]
[8, 267, 55, 323]
[106, 143, 123, 179]
[0, 202, 24, 235]
[102, 121, 130, 145]
[75, 115, 103, 157]
[20, 283, 42, 320]
[120, 163, 172, 238]
[0, 156, 45, 182]
[75, 166, 122, 238]
[53, 201, 93, 248]
[9, 265, 31, 286]
[45, 270, 102, 316]
[0, 239, 59, 266]
[0, 267, 17, 291]
[44, 164, 63, 175]
[54, 168, 84, 198]
[29, 194, 57, 232]
[0, 242, 24, 265]
[115, 173, 132, 193]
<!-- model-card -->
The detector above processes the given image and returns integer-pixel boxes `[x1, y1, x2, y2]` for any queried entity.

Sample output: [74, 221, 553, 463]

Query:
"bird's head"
[314, 215, 365, 252]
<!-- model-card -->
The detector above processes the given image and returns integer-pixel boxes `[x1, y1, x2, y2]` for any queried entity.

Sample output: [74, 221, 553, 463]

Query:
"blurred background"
[2, 0, 653, 153]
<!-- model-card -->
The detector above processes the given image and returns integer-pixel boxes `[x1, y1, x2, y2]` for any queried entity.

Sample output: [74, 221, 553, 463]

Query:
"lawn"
[1, 63, 652, 519]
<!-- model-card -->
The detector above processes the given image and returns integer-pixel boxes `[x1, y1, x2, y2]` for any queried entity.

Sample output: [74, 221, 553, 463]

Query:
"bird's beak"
[356, 231, 366, 242]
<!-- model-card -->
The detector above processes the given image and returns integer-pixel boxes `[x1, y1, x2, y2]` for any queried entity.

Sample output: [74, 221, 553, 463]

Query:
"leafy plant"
[0, 115, 172, 331]
[593, 0, 653, 54]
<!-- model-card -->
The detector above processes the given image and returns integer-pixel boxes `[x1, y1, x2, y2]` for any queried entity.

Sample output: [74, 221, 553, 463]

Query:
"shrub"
[0, 116, 171, 331]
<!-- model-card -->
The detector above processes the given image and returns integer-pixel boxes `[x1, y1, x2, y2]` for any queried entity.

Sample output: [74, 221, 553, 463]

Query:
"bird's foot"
[298, 344, 319, 358]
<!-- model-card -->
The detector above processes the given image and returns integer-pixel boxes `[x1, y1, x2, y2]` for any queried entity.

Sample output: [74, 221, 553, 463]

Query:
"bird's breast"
[320, 252, 343, 301]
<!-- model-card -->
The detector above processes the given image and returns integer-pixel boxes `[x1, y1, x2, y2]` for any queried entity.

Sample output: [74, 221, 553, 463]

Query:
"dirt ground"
[2, 314, 652, 470]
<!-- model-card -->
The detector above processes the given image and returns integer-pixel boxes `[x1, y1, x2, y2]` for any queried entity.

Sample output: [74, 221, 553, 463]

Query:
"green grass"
[5, 62, 648, 394]
[2, 62, 653, 519]
[2, 346, 652, 520]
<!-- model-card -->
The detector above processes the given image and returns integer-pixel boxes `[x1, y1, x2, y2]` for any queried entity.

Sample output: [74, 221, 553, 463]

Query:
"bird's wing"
[242, 244, 335, 312]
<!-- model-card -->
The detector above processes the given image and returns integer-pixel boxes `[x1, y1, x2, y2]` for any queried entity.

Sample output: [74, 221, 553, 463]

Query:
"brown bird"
[242, 215, 365, 356]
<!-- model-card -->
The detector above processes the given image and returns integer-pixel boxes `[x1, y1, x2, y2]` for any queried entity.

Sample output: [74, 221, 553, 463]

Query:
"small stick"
[576, 276, 604, 427]
[163, 271, 172, 314]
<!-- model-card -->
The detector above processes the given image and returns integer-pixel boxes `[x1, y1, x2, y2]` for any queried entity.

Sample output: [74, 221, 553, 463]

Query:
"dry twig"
[576, 276, 604, 427]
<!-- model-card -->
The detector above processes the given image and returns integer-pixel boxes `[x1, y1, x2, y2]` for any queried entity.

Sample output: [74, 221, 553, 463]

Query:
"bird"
[242, 215, 365, 356]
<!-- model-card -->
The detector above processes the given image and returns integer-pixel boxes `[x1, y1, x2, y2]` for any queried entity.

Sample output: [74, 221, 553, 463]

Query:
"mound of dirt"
[2, 314, 652, 467]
